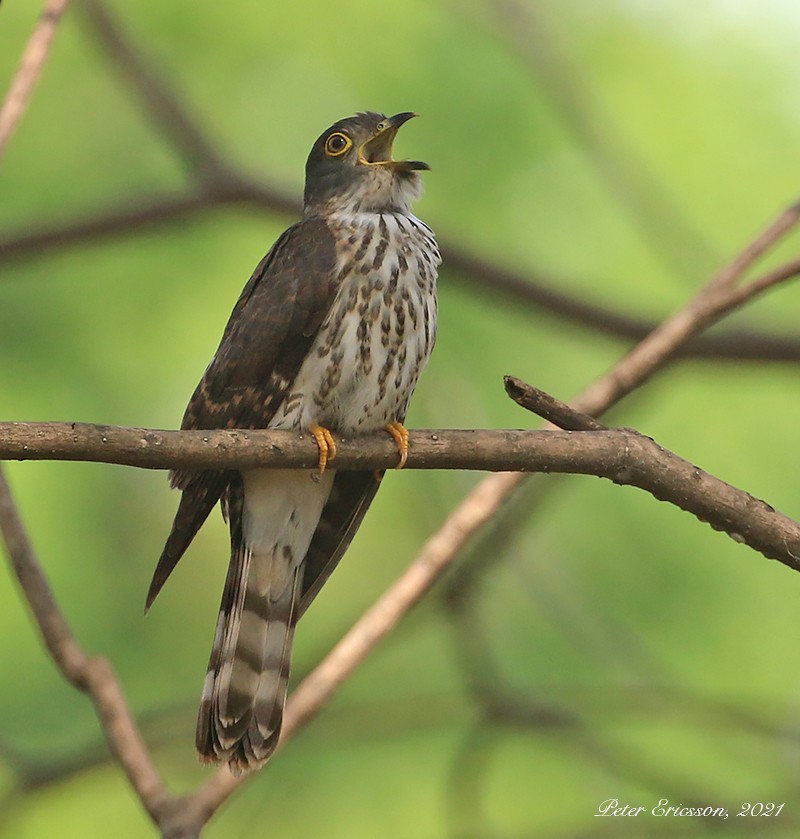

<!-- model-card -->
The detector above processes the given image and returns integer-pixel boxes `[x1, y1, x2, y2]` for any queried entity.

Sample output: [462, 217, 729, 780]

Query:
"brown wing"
[146, 217, 338, 609]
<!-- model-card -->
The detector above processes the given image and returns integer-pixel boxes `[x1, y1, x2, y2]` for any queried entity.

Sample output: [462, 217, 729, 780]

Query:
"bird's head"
[304, 111, 430, 216]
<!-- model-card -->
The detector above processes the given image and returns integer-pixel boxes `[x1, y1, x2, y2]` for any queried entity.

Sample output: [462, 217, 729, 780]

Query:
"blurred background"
[2, 0, 800, 836]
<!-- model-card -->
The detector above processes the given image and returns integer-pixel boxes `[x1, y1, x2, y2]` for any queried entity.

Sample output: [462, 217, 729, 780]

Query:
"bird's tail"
[196, 540, 303, 773]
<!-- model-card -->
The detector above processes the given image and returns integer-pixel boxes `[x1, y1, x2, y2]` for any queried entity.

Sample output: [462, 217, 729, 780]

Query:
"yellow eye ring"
[324, 132, 352, 157]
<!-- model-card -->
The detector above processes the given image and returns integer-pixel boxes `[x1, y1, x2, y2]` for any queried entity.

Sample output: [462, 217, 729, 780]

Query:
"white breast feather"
[271, 210, 440, 435]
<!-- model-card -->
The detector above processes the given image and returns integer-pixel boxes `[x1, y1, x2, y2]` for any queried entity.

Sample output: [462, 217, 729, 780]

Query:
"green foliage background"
[1, 1, 800, 836]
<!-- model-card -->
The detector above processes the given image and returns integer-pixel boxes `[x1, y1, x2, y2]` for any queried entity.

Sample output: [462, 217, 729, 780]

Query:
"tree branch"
[504, 375, 606, 431]
[0, 0, 72, 159]
[1, 420, 798, 571]
[0, 3, 190, 832]
[574, 200, 800, 414]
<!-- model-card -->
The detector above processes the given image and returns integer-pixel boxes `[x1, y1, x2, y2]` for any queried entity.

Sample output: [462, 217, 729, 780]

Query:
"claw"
[309, 422, 337, 475]
[384, 421, 409, 469]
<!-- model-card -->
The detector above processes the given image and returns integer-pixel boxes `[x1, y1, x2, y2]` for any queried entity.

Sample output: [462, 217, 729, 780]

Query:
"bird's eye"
[375, 121, 388, 132]
[325, 132, 352, 157]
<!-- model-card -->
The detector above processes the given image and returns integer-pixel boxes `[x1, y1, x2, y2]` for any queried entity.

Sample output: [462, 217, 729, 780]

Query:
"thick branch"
[1, 421, 798, 571]
[0, 422, 537, 471]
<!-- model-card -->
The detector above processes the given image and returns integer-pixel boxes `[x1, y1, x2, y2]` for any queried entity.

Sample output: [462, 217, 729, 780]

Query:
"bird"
[146, 111, 440, 774]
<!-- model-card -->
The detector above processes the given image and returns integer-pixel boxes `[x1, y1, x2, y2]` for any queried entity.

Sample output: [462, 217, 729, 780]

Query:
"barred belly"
[272, 210, 440, 435]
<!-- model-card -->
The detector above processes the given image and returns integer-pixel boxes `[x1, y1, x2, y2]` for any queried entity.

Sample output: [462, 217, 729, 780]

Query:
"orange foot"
[309, 422, 337, 475]
[384, 421, 409, 469]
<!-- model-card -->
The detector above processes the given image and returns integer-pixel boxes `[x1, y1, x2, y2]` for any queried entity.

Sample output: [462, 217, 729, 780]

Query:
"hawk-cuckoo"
[147, 112, 440, 773]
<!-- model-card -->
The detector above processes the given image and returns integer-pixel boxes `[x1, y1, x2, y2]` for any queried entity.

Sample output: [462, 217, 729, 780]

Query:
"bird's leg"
[384, 421, 409, 469]
[308, 422, 337, 476]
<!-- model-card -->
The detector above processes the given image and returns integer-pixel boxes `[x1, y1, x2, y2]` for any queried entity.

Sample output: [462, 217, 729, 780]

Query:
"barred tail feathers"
[196, 545, 302, 771]
[196, 468, 334, 773]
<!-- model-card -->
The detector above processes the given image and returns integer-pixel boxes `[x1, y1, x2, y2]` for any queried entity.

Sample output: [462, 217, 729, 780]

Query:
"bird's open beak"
[358, 112, 430, 172]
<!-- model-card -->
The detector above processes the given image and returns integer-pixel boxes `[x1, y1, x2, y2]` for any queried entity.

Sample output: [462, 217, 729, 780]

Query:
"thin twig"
[503, 376, 605, 431]
[0, 0, 72, 160]
[719, 256, 800, 310]
[707, 200, 800, 291]
[574, 212, 800, 416]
